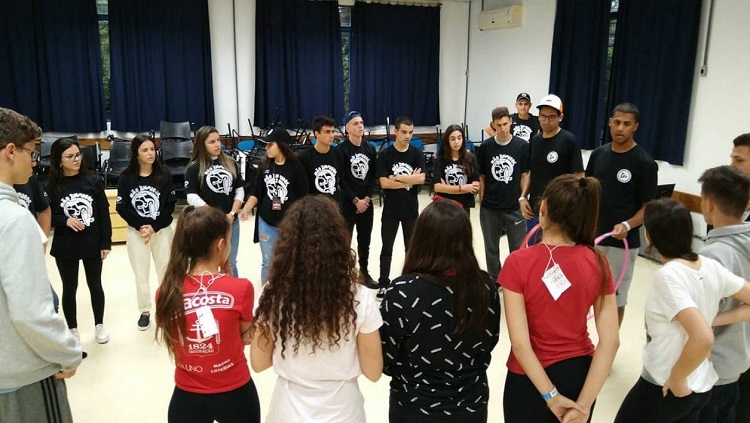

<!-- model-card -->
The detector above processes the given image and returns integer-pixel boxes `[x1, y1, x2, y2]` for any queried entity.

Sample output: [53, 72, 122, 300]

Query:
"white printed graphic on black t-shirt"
[350, 153, 370, 181]
[313, 164, 337, 195]
[183, 291, 235, 356]
[617, 169, 632, 183]
[60, 193, 95, 226]
[392, 162, 415, 191]
[204, 165, 233, 195]
[130, 186, 161, 219]
[491, 154, 517, 183]
[512, 124, 533, 141]
[547, 151, 559, 163]
[264, 173, 290, 203]
[444, 163, 467, 186]
[17, 192, 32, 210]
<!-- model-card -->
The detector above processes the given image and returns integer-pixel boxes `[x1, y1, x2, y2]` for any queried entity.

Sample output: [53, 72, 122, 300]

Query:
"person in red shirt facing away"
[500, 175, 620, 423]
[154, 206, 259, 423]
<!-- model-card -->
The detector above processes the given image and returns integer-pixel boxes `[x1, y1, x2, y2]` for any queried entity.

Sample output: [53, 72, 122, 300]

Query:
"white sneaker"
[95, 324, 110, 344]
[70, 328, 80, 341]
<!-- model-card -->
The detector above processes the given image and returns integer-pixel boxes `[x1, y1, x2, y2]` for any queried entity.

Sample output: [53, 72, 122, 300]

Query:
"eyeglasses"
[539, 114, 559, 122]
[62, 152, 83, 161]
[18, 146, 40, 162]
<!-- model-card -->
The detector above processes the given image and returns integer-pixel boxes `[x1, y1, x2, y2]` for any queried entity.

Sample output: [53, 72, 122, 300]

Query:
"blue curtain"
[548, 0, 611, 149]
[350, 3, 440, 126]
[0, 0, 105, 132]
[255, 0, 344, 128]
[109, 0, 214, 132]
[605, 0, 702, 165]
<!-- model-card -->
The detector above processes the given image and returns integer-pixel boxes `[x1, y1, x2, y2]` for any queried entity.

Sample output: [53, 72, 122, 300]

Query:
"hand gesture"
[663, 375, 692, 398]
[66, 217, 85, 232]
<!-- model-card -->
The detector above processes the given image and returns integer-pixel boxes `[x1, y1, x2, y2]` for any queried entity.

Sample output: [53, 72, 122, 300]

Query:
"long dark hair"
[644, 198, 699, 261]
[542, 175, 609, 300]
[48, 137, 89, 193]
[439, 124, 475, 177]
[122, 134, 167, 189]
[258, 141, 297, 173]
[403, 199, 489, 333]
[251, 196, 359, 358]
[154, 206, 230, 361]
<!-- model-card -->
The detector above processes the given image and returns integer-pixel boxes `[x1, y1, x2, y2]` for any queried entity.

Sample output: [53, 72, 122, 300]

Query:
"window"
[97, 0, 110, 117]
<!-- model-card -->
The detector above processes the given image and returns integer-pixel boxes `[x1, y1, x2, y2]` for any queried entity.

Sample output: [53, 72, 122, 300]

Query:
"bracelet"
[621, 221, 631, 231]
[519, 196, 527, 202]
[541, 386, 558, 400]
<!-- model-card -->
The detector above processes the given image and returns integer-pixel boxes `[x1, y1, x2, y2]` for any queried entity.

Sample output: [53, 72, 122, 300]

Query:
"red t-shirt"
[499, 244, 614, 375]
[160, 274, 254, 393]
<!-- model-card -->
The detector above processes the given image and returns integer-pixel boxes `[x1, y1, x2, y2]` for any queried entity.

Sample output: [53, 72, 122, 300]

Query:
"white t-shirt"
[642, 256, 744, 392]
[266, 285, 383, 423]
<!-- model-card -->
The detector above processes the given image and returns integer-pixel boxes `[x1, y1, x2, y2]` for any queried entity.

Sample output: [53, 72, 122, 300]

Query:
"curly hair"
[252, 195, 360, 358]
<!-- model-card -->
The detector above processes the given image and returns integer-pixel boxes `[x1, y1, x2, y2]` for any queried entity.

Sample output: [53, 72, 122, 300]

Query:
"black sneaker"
[376, 287, 387, 300]
[138, 313, 150, 331]
[362, 272, 379, 289]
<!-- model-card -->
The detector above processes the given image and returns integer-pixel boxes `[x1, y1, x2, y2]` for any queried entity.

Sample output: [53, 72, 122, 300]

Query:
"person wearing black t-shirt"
[376, 116, 425, 298]
[46, 137, 112, 345]
[510, 92, 541, 142]
[116, 134, 176, 331]
[338, 111, 378, 289]
[239, 128, 308, 284]
[433, 124, 479, 212]
[477, 107, 530, 283]
[185, 126, 244, 277]
[586, 103, 657, 326]
[521, 94, 584, 238]
[298, 115, 344, 206]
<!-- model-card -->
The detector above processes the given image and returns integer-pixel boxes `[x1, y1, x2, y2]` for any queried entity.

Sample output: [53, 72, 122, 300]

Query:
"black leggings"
[55, 257, 105, 328]
[168, 380, 261, 423]
[614, 377, 711, 423]
[503, 356, 594, 423]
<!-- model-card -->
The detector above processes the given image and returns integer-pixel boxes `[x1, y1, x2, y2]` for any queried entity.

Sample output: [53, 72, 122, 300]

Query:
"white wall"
[438, 2, 470, 126]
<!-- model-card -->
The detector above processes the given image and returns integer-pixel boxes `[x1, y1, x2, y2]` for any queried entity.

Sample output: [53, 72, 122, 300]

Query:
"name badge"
[272, 196, 282, 211]
[195, 305, 219, 337]
[541, 263, 572, 301]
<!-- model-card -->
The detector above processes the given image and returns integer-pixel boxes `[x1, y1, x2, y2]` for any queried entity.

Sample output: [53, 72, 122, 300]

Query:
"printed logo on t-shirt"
[444, 163, 467, 186]
[264, 172, 290, 203]
[392, 162, 415, 191]
[512, 124, 533, 142]
[350, 153, 370, 180]
[204, 165, 233, 195]
[491, 154, 518, 183]
[182, 291, 235, 356]
[130, 186, 161, 219]
[60, 193, 95, 226]
[17, 192, 32, 210]
[547, 151, 559, 163]
[313, 164, 337, 195]
[617, 169, 632, 183]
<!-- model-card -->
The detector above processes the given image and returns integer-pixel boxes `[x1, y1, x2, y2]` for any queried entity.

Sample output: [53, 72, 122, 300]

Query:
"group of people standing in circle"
[8, 96, 750, 423]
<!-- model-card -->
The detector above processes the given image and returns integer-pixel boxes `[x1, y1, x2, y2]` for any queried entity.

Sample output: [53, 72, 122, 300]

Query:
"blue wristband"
[541, 387, 558, 400]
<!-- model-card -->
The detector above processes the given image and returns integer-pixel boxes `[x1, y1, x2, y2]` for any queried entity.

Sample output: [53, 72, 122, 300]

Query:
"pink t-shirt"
[163, 274, 254, 393]
[499, 244, 614, 375]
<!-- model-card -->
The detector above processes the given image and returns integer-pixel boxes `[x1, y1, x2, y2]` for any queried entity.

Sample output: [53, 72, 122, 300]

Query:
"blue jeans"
[258, 217, 278, 284]
[229, 217, 240, 277]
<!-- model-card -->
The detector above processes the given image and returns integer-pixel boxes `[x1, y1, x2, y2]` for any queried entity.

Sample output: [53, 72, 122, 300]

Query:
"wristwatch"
[229, 210, 237, 217]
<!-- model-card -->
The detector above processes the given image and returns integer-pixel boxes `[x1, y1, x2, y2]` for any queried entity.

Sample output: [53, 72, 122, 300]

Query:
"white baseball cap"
[537, 94, 563, 113]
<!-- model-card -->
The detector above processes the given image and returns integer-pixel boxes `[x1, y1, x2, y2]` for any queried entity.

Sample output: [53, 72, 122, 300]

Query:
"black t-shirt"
[252, 159, 309, 227]
[116, 172, 176, 232]
[510, 113, 541, 142]
[380, 273, 501, 417]
[298, 146, 345, 204]
[184, 156, 244, 213]
[586, 144, 658, 248]
[476, 136, 529, 211]
[14, 175, 49, 217]
[45, 173, 112, 259]
[433, 154, 480, 209]
[337, 138, 376, 212]
[528, 129, 584, 209]
[376, 145, 426, 219]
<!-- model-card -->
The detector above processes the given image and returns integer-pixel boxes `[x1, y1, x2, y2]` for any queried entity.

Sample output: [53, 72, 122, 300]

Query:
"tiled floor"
[48, 191, 659, 422]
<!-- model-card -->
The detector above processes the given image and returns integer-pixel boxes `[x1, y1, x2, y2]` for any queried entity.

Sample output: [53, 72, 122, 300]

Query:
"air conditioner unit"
[478, 5, 523, 31]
